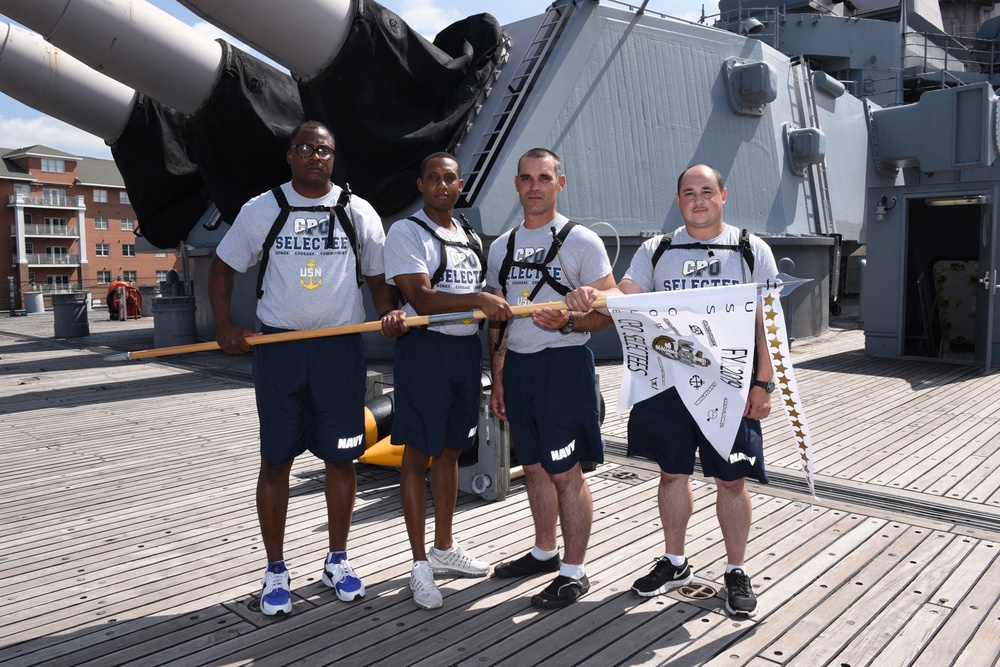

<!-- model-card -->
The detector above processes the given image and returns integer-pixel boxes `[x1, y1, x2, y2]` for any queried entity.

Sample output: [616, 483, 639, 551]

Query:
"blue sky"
[0, 0, 705, 158]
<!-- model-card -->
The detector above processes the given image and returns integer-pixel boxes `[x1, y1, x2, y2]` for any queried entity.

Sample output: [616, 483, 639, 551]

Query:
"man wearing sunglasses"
[209, 120, 400, 615]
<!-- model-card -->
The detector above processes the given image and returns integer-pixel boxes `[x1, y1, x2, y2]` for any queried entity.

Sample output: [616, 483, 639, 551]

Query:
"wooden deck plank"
[827, 533, 978, 666]
[772, 527, 955, 665]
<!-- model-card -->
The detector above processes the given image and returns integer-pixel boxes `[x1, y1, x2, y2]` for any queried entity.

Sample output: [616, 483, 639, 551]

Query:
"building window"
[97, 270, 111, 284]
[122, 244, 136, 257]
[44, 217, 68, 229]
[120, 217, 136, 232]
[94, 216, 109, 230]
[119, 191, 131, 205]
[25, 242, 33, 254]
[93, 189, 108, 203]
[46, 246, 68, 256]
[155, 270, 169, 284]
[24, 213, 32, 225]
[123, 270, 138, 283]
[41, 159, 66, 173]
[13, 183, 29, 198]
[47, 275, 70, 287]
[42, 188, 66, 206]
[95, 243, 110, 257]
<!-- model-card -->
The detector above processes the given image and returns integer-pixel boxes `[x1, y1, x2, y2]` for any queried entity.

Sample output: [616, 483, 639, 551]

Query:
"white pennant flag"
[606, 284, 759, 459]
[760, 286, 818, 499]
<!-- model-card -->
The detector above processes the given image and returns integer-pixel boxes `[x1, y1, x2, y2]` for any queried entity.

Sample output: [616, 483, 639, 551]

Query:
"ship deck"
[1, 301, 998, 667]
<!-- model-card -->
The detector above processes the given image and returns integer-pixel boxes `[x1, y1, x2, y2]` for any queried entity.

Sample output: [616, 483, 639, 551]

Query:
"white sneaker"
[259, 563, 293, 615]
[321, 553, 366, 602]
[410, 561, 443, 609]
[427, 543, 489, 578]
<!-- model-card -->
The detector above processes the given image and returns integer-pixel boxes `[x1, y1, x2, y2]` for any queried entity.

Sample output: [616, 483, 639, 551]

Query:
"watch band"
[560, 311, 575, 334]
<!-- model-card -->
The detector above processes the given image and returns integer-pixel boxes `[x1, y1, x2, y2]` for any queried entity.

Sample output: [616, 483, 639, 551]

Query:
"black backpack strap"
[458, 213, 488, 276]
[256, 187, 293, 299]
[405, 215, 488, 288]
[502, 221, 578, 300]
[738, 228, 754, 275]
[651, 229, 755, 277]
[493, 221, 578, 349]
[650, 232, 675, 269]
[497, 225, 520, 298]
[406, 216, 449, 287]
[331, 185, 363, 287]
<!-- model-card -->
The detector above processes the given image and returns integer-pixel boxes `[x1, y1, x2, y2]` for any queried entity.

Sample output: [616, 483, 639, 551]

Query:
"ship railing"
[903, 30, 1000, 77]
[601, 1, 672, 20]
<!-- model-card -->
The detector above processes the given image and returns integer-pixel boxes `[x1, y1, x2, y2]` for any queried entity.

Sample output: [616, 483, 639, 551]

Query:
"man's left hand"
[532, 307, 570, 331]
[744, 385, 772, 420]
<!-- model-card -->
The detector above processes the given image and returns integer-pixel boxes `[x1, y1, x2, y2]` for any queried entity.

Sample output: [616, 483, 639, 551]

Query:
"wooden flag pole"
[104, 300, 603, 362]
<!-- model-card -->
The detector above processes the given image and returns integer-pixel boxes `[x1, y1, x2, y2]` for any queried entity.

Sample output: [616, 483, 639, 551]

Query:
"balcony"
[18, 253, 81, 266]
[12, 224, 80, 238]
[21, 284, 83, 295]
[7, 193, 85, 209]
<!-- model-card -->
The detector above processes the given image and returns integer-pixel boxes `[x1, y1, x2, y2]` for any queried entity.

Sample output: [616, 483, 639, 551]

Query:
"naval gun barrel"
[0, 0, 305, 245]
[176, 0, 353, 82]
[0, 19, 210, 249]
[0, 21, 136, 142]
[0, 0, 222, 116]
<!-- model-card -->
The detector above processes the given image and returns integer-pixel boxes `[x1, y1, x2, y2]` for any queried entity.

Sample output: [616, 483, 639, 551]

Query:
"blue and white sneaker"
[322, 552, 366, 602]
[259, 561, 293, 615]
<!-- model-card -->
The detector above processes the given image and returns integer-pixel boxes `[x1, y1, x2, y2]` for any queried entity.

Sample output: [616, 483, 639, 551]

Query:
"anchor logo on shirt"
[300, 258, 322, 290]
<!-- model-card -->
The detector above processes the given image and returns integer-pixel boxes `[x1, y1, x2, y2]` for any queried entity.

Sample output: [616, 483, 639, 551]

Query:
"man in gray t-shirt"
[486, 148, 615, 609]
[209, 121, 399, 616]
[567, 163, 778, 619]
[380, 152, 511, 610]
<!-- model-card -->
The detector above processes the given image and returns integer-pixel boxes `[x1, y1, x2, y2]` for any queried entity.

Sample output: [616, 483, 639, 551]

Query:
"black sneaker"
[632, 556, 693, 597]
[723, 569, 758, 617]
[530, 574, 590, 608]
[493, 552, 561, 578]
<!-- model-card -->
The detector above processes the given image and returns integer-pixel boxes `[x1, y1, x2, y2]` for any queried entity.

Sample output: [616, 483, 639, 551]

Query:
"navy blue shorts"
[627, 388, 768, 483]
[253, 329, 366, 465]
[503, 346, 604, 474]
[391, 330, 482, 457]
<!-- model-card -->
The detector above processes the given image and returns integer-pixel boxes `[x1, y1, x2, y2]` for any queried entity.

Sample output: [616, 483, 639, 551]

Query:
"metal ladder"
[459, 3, 575, 204]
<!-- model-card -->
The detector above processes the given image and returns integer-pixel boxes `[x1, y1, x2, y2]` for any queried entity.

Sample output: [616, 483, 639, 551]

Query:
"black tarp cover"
[185, 41, 305, 225]
[109, 96, 209, 249]
[109, 2, 503, 248]
[299, 1, 504, 214]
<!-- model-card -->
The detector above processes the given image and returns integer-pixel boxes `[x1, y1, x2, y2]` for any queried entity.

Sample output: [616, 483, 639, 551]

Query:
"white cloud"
[397, 0, 465, 38]
[0, 115, 111, 159]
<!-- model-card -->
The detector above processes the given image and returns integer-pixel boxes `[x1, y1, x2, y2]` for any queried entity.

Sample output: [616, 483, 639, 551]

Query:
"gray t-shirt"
[486, 214, 612, 354]
[624, 223, 778, 292]
[384, 209, 485, 336]
[216, 181, 385, 330]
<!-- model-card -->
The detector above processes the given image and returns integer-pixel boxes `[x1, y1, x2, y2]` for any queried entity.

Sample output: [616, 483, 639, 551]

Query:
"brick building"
[2, 145, 182, 311]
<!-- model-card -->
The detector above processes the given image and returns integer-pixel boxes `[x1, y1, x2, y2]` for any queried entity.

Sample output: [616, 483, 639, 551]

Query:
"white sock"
[726, 564, 748, 575]
[560, 563, 586, 579]
[531, 545, 559, 561]
[664, 553, 686, 567]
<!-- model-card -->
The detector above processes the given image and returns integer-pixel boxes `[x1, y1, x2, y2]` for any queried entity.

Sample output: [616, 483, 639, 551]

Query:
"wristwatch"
[560, 311, 575, 334]
[751, 379, 776, 393]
